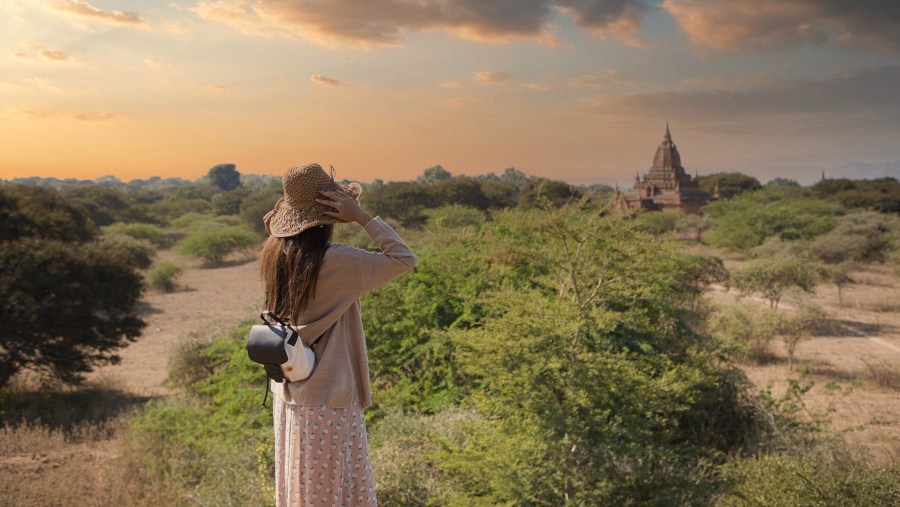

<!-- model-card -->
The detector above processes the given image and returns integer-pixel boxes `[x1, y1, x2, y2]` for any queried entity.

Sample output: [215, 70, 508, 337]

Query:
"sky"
[1, 0, 899, 185]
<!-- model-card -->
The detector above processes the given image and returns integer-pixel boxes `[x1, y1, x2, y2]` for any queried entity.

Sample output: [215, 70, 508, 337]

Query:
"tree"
[499, 167, 530, 188]
[416, 165, 452, 184]
[518, 178, 581, 209]
[207, 163, 242, 191]
[777, 304, 827, 370]
[730, 256, 817, 309]
[0, 186, 145, 386]
[431, 202, 755, 504]
[699, 172, 762, 199]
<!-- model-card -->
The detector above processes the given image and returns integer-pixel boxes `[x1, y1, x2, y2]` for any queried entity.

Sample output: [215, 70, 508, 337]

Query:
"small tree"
[731, 255, 817, 309]
[207, 163, 242, 191]
[417, 165, 452, 184]
[777, 304, 827, 370]
[817, 261, 854, 305]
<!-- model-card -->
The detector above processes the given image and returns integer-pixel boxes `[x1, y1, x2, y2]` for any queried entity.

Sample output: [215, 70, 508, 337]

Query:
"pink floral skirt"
[273, 396, 377, 506]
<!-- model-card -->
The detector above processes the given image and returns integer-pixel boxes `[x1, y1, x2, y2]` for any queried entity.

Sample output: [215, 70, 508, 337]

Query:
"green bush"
[176, 225, 258, 264]
[717, 450, 900, 506]
[98, 233, 155, 269]
[130, 326, 272, 506]
[634, 210, 680, 235]
[423, 205, 485, 232]
[102, 222, 173, 248]
[710, 302, 780, 362]
[146, 261, 182, 292]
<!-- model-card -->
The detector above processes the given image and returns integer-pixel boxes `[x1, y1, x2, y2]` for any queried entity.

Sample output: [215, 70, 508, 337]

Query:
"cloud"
[439, 95, 486, 107]
[662, 0, 900, 53]
[27, 78, 62, 93]
[472, 71, 510, 85]
[39, 49, 73, 62]
[583, 65, 900, 127]
[521, 82, 553, 91]
[13, 51, 30, 59]
[50, 0, 148, 26]
[440, 80, 463, 89]
[144, 58, 171, 70]
[192, 0, 649, 47]
[568, 69, 624, 88]
[17, 109, 116, 121]
[207, 83, 229, 91]
[310, 74, 345, 88]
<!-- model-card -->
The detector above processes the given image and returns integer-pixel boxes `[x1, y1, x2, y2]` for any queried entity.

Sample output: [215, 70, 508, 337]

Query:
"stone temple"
[616, 125, 716, 213]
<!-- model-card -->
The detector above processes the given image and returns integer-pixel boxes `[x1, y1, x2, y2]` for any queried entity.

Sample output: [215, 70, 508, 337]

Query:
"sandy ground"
[710, 261, 900, 462]
[86, 250, 263, 396]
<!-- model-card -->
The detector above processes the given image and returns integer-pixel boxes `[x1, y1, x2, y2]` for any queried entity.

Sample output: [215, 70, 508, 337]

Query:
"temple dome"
[652, 124, 682, 169]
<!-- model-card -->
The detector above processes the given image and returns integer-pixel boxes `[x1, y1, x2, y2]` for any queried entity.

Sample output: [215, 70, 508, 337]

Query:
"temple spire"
[665, 122, 671, 140]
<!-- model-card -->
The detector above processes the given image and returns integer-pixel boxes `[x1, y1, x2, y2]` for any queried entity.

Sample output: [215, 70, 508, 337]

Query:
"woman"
[259, 163, 417, 506]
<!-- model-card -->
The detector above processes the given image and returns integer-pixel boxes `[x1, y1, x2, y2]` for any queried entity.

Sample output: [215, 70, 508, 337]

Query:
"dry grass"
[859, 359, 900, 392]
[0, 382, 164, 507]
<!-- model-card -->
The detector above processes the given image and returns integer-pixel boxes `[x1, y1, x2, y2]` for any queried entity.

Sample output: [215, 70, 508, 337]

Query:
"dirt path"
[88, 250, 263, 396]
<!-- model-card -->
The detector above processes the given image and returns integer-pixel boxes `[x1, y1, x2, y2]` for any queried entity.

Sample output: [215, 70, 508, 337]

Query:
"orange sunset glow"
[1, 0, 898, 184]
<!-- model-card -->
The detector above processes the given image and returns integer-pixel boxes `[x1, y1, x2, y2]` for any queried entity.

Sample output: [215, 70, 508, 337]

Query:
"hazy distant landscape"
[1, 164, 898, 505]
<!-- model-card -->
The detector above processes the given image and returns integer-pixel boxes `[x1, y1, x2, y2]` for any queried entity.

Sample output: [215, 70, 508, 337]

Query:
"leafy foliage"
[0, 186, 145, 386]
[699, 172, 762, 199]
[131, 327, 272, 505]
[730, 255, 818, 309]
[176, 224, 258, 264]
[811, 177, 900, 214]
[101, 222, 173, 248]
[207, 163, 242, 191]
[147, 261, 183, 292]
[704, 193, 841, 251]
[710, 302, 780, 362]
[0, 239, 144, 386]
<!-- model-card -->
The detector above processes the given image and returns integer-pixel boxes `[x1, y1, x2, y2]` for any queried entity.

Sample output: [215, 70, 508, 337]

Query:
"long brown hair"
[259, 224, 333, 324]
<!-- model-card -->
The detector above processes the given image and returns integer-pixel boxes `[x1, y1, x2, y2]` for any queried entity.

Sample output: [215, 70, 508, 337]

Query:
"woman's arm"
[317, 190, 417, 293]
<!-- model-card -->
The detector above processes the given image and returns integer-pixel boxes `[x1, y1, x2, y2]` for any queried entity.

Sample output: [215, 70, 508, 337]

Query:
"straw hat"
[268, 163, 362, 238]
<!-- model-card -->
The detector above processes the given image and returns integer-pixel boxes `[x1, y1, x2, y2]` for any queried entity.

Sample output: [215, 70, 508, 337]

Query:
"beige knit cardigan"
[270, 217, 417, 409]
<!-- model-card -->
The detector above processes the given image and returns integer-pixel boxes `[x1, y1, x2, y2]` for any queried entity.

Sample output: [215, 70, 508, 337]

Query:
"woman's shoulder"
[325, 243, 370, 260]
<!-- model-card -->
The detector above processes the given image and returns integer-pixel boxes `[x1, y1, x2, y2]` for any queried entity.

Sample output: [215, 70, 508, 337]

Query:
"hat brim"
[268, 182, 362, 238]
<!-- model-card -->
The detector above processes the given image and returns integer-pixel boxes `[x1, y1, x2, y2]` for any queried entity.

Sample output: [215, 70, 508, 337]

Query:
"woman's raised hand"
[316, 190, 372, 226]
[263, 209, 275, 235]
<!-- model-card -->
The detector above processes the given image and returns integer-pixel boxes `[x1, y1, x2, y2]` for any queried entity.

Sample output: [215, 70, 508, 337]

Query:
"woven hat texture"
[268, 163, 362, 238]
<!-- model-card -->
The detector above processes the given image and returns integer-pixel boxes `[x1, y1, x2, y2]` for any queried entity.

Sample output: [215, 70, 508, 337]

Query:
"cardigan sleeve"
[352, 216, 417, 294]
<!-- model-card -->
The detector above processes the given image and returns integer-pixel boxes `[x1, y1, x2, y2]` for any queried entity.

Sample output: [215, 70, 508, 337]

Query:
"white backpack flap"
[281, 327, 316, 381]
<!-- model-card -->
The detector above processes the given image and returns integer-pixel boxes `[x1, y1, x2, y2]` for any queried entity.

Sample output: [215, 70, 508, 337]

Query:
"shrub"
[717, 450, 900, 506]
[176, 225, 258, 264]
[98, 233, 155, 269]
[130, 326, 272, 506]
[634, 210, 680, 235]
[710, 302, 780, 362]
[423, 205, 485, 232]
[102, 222, 173, 248]
[146, 261, 182, 292]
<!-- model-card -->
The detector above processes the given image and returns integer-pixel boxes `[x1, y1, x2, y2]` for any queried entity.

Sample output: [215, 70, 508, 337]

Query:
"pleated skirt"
[273, 396, 378, 507]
